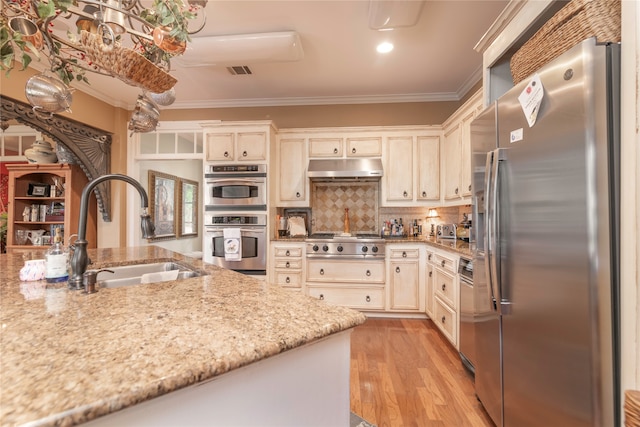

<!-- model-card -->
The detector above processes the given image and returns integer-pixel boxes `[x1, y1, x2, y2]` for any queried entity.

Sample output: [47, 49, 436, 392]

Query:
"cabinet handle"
[320, 268, 324, 275]
[366, 270, 371, 276]
[352, 147, 356, 154]
[441, 316, 446, 324]
[442, 283, 446, 291]
[319, 294, 324, 300]
[285, 250, 290, 256]
[468, 184, 472, 191]
[403, 191, 408, 198]
[296, 192, 301, 198]
[396, 266, 400, 273]
[429, 271, 432, 277]
[428, 254, 432, 261]
[422, 191, 427, 197]
[224, 151, 229, 157]
[333, 148, 338, 154]
[455, 187, 459, 195]
[366, 295, 371, 302]
[402, 251, 407, 258]
[242, 150, 248, 157]
[285, 261, 290, 268]
[285, 277, 290, 283]
[441, 260, 446, 267]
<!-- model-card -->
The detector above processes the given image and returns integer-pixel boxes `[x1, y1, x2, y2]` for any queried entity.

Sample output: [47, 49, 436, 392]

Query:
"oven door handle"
[206, 227, 266, 234]
[206, 178, 264, 184]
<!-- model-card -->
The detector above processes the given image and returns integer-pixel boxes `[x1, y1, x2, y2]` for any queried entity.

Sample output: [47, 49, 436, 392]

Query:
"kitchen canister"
[19, 259, 47, 281]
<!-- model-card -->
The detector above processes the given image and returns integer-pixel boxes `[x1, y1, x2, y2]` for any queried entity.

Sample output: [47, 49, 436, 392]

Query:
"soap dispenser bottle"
[45, 228, 69, 283]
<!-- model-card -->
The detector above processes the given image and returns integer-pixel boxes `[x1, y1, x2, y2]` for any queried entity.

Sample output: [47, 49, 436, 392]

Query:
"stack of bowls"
[24, 140, 58, 164]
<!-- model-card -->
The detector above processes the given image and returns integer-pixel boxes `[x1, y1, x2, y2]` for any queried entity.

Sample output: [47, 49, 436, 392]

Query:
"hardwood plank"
[350, 318, 495, 427]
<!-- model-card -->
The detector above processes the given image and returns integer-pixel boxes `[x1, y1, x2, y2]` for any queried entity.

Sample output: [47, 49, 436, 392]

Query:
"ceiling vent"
[227, 66, 252, 75]
[174, 31, 304, 68]
[368, 0, 425, 30]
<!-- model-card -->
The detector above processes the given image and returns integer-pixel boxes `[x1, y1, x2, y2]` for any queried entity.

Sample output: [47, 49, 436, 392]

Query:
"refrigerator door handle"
[489, 148, 509, 315]
[484, 151, 498, 312]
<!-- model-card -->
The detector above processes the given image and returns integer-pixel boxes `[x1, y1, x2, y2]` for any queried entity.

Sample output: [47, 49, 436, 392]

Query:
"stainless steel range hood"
[307, 158, 384, 180]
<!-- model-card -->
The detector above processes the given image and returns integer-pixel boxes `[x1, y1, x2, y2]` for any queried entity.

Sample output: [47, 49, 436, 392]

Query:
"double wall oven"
[203, 164, 268, 275]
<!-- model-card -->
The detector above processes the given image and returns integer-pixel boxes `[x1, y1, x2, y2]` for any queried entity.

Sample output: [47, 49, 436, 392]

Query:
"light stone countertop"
[0, 246, 366, 427]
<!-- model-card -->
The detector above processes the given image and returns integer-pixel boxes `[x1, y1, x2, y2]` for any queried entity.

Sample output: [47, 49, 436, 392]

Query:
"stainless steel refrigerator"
[470, 37, 620, 427]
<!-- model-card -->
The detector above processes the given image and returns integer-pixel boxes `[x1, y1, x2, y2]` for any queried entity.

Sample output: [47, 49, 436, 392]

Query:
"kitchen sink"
[98, 262, 206, 288]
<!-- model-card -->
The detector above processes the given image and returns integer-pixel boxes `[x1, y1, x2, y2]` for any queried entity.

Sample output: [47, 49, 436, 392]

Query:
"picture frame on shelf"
[148, 170, 178, 241]
[177, 177, 198, 238]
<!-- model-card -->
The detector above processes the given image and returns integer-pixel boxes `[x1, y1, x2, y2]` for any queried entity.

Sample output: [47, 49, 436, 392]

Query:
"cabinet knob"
[422, 191, 426, 197]
[285, 261, 290, 268]
[428, 254, 432, 261]
[468, 184, 472, 191]
[242, 150, 248, 157]
[441, 260, 446, 267]
[365, 295, 371, 302]
[441, 316, 446, 324]
[455, 187, 459, 195]
[320, 268, 324, 275]
[333, 148, 338, 154]
[285, 250, 290, 256]
[352, 147, 356, 154]
[296, 192, 301, 198]
[402, 251, 407, 258]
[285, 277, 290, 283]
[442, 283, 446, 291]
[396, 266, 401, 273]
[319, 294, 324, 300]
[403, 191, 408, 198]
[366, 269, 371, 276]
[429, 271, 432, 277]
[224, 151, 229, 157]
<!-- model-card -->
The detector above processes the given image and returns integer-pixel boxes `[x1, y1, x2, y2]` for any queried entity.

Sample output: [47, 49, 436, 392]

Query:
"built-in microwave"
[204, 164, 267, 210]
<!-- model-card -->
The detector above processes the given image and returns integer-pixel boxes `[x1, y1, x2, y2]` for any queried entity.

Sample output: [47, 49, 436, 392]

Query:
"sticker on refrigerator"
[518, 73, 544, 127]
[510, 128, 524, 143]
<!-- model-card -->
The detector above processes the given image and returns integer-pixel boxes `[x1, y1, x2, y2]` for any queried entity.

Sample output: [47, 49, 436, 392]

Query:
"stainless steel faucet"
[68, 174, 155, 290]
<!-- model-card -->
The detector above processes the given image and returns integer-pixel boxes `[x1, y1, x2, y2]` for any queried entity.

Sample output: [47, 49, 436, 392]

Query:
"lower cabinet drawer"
[274, 259, 302, 269]
[433, 267, 456, 308]
[307, 286, 385, 310]
[273, 271, 302, 287]
[433, 296, 457, 346]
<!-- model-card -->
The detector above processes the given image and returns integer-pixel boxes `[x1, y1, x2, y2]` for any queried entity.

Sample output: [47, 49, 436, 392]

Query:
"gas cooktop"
[306, 233, 385, 258]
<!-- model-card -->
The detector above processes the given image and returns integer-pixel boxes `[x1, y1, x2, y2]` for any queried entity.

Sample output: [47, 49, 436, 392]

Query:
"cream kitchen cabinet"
[430, 249, 460, 348]
[203, 121, 275, 163]
[386, 244, 425, 312]
[441, 90, 482, 201]
[308, 137, 344, 158]
[275, 137, 308, 206]
[306, 259, 385, 311]
[270, 242, 305, 291]
[345, 136, 382, 157]
[381, 128, 440, 206]
[425, 249, 435, 318]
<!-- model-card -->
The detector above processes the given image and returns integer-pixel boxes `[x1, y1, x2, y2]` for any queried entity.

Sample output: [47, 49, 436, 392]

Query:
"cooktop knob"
[361, 246, 368, 253]
[312, 245, 319, 252]
[322, 245, 329, 252]
[371, 246, 378, 253]
[337, 245, 343, 252]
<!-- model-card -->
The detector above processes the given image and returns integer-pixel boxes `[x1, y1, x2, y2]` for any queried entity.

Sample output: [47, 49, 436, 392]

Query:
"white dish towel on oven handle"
[223, 228, 242, 261]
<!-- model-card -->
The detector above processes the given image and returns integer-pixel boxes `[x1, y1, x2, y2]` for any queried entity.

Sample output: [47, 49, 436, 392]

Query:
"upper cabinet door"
[417, 135, 440, 201]
[277, 137, 308, 206]
[460, 109, 477, 197]
[236, 132, 267, 161]
[308, 137, 343, 157]
[443, 123, 462, 200]
[346, 137, 382, 157]
[384, 136, 414, 202]
[205, 133, 235, 161]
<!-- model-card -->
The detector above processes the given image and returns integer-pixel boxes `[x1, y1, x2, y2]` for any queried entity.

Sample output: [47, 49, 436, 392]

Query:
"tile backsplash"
[311, 182, 378, 233]
[305, 181, 472, 235]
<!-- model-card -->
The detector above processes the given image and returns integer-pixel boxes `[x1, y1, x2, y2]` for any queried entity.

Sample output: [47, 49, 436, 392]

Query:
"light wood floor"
[350, 318, 495, 427]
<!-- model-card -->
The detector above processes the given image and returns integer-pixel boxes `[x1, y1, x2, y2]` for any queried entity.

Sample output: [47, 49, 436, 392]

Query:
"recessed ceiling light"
[377, 42, 394, 54]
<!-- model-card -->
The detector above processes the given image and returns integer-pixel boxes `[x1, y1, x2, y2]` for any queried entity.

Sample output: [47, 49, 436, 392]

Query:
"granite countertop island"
[0, 247, 366, 427]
